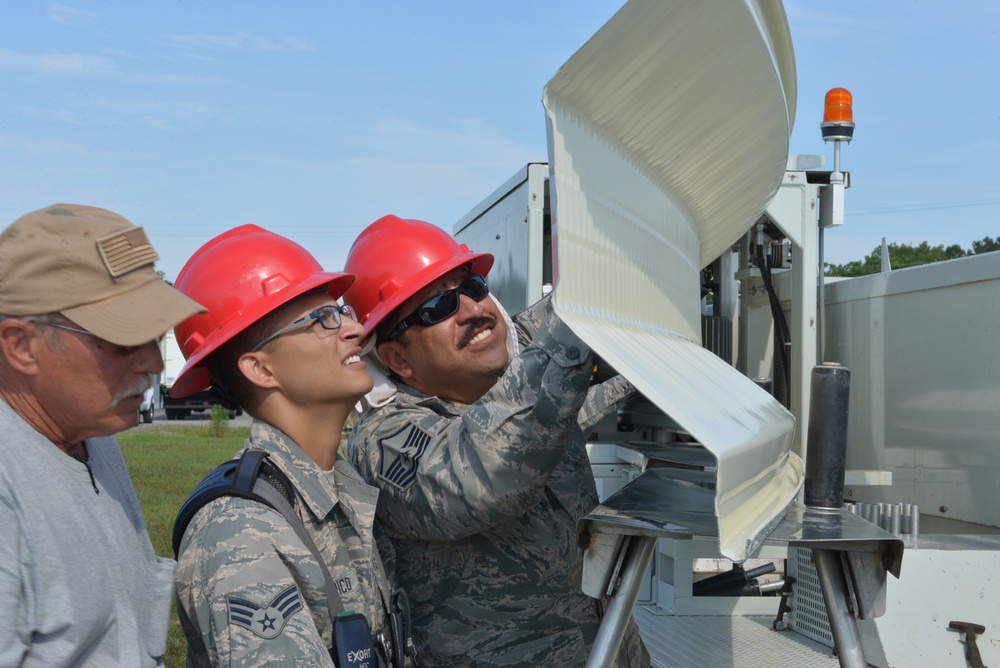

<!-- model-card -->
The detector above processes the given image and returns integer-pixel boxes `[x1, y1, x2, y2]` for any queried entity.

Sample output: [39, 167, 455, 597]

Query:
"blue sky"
[2, 1, 998, 281]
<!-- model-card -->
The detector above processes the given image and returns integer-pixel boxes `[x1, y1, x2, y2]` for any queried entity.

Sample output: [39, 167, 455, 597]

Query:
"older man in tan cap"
[0, 204, 204, 667]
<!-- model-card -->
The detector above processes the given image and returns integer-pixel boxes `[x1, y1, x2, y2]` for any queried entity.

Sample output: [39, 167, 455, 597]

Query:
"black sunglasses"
[387, 275, 489, 340]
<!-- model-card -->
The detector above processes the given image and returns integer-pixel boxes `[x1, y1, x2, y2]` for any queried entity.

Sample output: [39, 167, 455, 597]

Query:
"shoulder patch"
[377, 424, 431, 491]
[227, 584, 303, 639]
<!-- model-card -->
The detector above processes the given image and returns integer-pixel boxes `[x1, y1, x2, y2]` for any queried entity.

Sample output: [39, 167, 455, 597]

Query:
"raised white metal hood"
[544, 0, 801, 561]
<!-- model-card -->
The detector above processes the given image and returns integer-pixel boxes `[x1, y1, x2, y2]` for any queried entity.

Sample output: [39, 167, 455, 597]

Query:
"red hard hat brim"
[170, 271, 353, 398]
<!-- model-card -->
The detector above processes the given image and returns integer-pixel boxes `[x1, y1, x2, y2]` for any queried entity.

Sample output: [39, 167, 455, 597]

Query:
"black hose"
[756, 243, 792, 402]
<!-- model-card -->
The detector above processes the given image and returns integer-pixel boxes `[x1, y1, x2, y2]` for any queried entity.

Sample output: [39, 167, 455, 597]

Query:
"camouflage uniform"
[176, 421, 395, 667]
[348, 295, 649, 667]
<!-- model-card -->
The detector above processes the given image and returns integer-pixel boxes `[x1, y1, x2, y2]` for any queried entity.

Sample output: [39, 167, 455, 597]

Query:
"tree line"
[825, 236, 1000, 277]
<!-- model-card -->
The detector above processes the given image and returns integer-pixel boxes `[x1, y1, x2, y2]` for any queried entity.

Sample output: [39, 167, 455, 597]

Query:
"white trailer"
[454, 2, 1000, 665]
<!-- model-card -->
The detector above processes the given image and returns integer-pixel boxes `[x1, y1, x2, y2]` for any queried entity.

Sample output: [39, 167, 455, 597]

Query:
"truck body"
[451, 3, 1000, 659]
[457, 159, 1000, 667]
[159, 328, 240, 420]
[450, 2, 998, 665]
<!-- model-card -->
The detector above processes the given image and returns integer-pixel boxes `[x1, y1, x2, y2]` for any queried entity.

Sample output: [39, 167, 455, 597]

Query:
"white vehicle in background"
[138, 386, 154, 424]
[159, 328, 241, 420]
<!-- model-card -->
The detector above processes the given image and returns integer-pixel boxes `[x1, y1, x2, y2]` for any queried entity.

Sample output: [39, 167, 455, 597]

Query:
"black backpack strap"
[172, 449, 347, 641]
[173, 459, 240, 557]
[173, 449, 295, 557]
[241, 457, 347, 621]
[233, 448, 268, 493]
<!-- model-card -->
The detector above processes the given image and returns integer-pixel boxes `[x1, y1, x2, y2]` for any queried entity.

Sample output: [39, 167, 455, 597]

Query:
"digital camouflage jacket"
[348, 295, 649, 667]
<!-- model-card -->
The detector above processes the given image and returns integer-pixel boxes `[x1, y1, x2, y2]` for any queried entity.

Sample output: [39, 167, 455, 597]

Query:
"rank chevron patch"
[378, 424, 431, 491]
[227, 584, 303, 639]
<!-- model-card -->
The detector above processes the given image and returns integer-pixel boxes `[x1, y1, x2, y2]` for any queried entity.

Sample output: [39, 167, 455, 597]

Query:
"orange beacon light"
[821, 87, 855, 141]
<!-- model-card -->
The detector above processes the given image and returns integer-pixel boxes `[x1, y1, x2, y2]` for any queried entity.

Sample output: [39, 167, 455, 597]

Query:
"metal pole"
[812, 548, 866, 668]
[818, 225, 826, 362]
[586, 536, 656, 668]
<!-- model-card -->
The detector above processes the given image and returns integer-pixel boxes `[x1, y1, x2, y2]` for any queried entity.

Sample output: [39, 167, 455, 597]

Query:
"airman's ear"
[236, 351, 280, 390]
[0, 319, 43, 376]
[376, 340, 414, 380]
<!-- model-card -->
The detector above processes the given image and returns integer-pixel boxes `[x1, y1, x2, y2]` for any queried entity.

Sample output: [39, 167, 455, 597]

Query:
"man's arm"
[349, 295, 595, 541]
[176, 501, 335, 667]
[578, 374, 636, 433]
[0, 498, 27, 664]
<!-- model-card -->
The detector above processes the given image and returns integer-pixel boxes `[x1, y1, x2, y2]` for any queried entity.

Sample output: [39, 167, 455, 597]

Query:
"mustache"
[457, 316, 497, 349]
[112, 374, 154, 407]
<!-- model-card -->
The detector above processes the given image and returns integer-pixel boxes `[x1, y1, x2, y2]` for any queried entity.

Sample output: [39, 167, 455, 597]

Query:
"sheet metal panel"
[542, 0, 800, 561]
[579, 468, 902, 569]
[825, 252, 1000, 529]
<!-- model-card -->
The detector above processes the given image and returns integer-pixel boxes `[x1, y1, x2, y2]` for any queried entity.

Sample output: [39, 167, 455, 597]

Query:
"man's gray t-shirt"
[0, 400, 175, 666]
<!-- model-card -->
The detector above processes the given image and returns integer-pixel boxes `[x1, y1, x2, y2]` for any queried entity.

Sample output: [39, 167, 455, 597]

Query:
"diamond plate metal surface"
[633, 606, 841, 667]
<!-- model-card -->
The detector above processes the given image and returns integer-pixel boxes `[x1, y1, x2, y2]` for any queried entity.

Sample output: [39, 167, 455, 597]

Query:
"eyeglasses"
[40, 322, 150, 356]
[251, 304, 357, 352]
[387, 274, 489, 340]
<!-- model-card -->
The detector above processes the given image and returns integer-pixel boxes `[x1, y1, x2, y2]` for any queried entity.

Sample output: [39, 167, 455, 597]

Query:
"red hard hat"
[170, 224, 353, 398]
[343, 215, 493, 340]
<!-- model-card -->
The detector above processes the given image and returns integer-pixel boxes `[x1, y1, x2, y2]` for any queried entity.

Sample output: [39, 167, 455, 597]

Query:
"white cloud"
[0, 48, 213, 84]
[784, 2, 885, 45]
[46, 3, 99, 27]
[165, 32, 313, 52]
[360, 117, 538, 171]
[0, 48, 114, 76]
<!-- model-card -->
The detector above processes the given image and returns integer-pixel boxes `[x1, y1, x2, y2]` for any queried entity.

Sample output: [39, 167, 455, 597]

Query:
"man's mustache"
[113, 375, 154, 407]
[457, 317, 498, 349]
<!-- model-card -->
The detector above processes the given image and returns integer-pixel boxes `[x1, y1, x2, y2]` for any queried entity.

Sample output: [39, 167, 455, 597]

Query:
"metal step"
[633, 605, 843, 667]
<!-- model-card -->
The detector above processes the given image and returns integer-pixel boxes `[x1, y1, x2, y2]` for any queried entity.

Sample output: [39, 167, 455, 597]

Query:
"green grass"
[118, 423, 250, 667]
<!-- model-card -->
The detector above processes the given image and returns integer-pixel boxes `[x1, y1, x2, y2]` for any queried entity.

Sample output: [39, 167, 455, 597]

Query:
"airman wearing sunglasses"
[343, 215, 649, 667]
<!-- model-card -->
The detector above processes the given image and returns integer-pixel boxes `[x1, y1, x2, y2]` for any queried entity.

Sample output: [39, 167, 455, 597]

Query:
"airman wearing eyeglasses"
[0, 204, 205, 666]
[169, 226, 413, 667]
[341, 216, 649, 667]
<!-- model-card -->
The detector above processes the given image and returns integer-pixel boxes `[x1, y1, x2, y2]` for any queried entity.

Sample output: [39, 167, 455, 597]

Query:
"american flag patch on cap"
[96, 226, 160, 277]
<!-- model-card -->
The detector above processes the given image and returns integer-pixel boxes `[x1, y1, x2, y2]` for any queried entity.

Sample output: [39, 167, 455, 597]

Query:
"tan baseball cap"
[0, 204, 206, 346]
